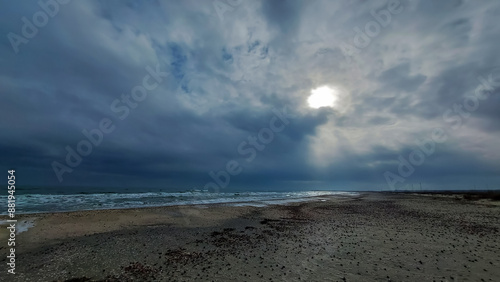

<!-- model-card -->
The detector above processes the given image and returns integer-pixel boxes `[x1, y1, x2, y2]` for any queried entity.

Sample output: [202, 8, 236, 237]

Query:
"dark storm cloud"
[261, 0, 302, 35]
[1, 0, 500, 191]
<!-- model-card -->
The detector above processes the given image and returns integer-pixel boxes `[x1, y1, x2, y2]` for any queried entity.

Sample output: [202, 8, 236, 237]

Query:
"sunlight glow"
[307, 86, 337, 109]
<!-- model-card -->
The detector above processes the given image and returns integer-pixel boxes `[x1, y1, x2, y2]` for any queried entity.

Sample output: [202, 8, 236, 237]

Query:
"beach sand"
[1, 192, 499, 281]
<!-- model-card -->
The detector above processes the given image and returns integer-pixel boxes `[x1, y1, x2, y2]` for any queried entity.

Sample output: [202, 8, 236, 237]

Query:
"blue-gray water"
[1, 190, 359, 214]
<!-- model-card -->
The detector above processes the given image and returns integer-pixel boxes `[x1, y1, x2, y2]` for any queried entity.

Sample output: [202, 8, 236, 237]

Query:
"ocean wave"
[0, 191, 359, 214]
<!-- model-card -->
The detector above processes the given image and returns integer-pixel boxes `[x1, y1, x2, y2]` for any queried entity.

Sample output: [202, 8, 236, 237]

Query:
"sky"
[1, 0, 499, 192]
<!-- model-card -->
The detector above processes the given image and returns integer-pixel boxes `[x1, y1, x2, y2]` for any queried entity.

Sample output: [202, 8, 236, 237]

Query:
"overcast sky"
[1, 0, 499, 192]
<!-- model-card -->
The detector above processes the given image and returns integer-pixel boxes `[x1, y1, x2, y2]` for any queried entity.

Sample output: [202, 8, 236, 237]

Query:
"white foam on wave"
[0, 191, 359, 214]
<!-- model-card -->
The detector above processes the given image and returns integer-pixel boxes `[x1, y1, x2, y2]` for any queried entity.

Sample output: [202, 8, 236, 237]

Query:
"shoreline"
[2, 190, 498, 218]
[2, 190, 498, 217]
[0, 191, 361, 217]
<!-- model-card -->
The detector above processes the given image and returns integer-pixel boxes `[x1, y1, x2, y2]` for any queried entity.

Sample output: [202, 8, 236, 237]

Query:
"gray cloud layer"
[1, 0, 499, 191]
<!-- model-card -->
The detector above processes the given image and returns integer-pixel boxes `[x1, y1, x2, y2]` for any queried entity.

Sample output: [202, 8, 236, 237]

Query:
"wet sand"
[1, 192, 499, 281]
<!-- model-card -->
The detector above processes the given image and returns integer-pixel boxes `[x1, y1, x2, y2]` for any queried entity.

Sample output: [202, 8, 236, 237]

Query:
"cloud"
[1, 0, 500, 191]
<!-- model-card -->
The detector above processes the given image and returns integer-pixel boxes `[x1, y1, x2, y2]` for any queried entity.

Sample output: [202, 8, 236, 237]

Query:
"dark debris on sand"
[34, 194, 499, 282]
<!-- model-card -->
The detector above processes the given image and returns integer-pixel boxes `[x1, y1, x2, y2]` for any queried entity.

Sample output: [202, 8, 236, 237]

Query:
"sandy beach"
[1, 192, 499, 281]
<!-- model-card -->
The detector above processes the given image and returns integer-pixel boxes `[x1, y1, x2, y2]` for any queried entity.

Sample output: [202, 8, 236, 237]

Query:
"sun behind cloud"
[307, 86, 338, 109]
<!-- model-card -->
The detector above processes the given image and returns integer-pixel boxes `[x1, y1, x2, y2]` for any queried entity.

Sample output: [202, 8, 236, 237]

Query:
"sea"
[1, 189, 359, 215]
